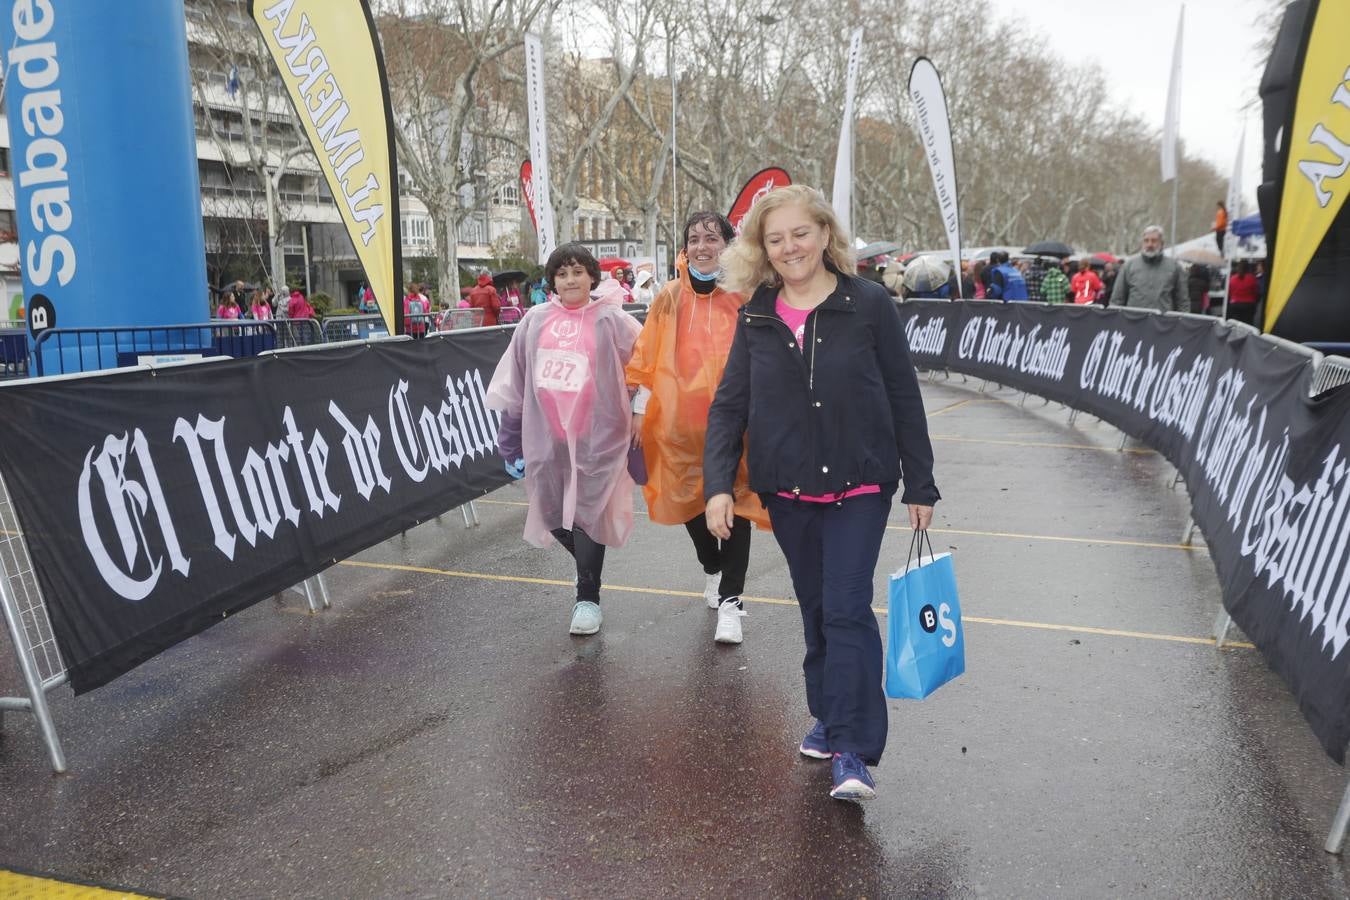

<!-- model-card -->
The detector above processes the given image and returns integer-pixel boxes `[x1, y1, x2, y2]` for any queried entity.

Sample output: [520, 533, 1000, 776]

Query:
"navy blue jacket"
[704, 272, 940, 506]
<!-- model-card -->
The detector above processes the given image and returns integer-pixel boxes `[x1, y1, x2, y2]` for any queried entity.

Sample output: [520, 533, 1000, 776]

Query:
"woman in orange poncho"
[626, 211, 769, 646]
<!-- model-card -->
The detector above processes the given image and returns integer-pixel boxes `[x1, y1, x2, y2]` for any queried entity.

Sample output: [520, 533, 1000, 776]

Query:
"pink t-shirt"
[774, 296, 879, 504]
[534, 300, 598, 440]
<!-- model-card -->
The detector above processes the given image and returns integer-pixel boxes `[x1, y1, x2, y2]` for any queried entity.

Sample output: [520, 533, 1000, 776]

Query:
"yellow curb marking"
[336, 560, 1252, 651]
[0, 868, 157, 898]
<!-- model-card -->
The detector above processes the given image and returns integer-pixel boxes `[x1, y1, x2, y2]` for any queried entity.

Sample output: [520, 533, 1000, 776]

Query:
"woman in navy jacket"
[704, 185, 940, 801]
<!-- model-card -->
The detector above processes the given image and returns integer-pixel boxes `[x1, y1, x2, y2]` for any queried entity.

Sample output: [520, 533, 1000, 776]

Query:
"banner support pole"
[1170, 176, 1179, 256]
[1326, 778, 1350, 854]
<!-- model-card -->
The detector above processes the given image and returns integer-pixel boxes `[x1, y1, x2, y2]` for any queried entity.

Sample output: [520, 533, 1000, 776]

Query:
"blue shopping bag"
[885, 530, 965, 700]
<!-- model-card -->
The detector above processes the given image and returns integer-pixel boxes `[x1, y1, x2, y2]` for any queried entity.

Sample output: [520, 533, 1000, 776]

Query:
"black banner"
[0, 332, 513, 693]
[902, 299, 1350, 762]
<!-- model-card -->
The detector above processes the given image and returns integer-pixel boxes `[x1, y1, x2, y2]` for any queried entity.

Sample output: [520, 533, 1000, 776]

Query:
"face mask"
[688, 265, 720, 282]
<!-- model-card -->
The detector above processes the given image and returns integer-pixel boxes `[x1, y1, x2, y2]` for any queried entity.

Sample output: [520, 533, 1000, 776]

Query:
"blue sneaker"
[830, 752, 876, 801]
[798, 720, 830, 759]
[569, 601, 602, 635]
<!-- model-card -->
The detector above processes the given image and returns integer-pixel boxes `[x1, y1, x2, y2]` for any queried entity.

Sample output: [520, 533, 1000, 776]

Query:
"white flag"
[831, 28, 864, 239]
[524, 34, 556, 264]
[1161, 6, 1184, 182]
[908, 58, 963, 298]
[1226, 122, 1246, 224]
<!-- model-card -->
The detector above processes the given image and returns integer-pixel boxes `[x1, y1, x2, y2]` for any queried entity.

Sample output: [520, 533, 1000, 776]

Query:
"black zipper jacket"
[703, 272, 940, 506]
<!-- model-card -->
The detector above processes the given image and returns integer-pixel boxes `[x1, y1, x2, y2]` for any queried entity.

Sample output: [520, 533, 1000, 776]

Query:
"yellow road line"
[926, 398, 985, 418]
[929, 434, 1156, 455]
[471, 499, 1202, 553]
[336, 559, 1252, 650]
[909, 525, 1200, 552]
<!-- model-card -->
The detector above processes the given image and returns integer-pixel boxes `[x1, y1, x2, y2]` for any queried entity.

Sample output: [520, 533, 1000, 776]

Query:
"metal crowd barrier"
[1, 325, 27, 381]
[30, 321, 279, 376]
[3, 304, 652, 382]
[1312, 355, 1350, 398]
[322, 313, 388, 343]
[266, 317, 325, 349]
[438, 308, 486, 331]
[0, 461, 69, 772]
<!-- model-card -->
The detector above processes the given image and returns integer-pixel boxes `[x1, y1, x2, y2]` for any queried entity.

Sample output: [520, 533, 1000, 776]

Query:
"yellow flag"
[250, 0, 403, 334]
[1265, 0, 1350, 333]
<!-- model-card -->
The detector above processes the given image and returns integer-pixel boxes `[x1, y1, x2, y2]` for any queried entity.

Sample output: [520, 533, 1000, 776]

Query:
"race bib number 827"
[534, 348, 589, 393]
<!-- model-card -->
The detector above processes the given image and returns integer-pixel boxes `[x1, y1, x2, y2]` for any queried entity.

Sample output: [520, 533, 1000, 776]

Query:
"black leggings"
[683, 514, 752, 601]
[551, 526, 606, 603]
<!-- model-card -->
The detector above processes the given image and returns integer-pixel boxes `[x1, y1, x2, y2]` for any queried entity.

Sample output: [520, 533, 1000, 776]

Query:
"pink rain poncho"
[486, 281, 641, 548]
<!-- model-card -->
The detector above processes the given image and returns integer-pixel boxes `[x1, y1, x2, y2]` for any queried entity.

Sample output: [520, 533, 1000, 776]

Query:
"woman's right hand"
[631, 413, 644, 449]
[705, 493, 735, 540]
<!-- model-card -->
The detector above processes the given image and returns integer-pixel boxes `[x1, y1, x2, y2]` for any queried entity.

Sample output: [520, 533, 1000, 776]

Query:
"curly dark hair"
[544, 242, 601, 292]
[683, 211, 735, 248]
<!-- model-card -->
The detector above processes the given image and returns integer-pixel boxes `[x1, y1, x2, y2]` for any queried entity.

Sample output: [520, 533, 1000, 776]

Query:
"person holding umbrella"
[706, 185, 940, 801]
[626, 212, 769, 645]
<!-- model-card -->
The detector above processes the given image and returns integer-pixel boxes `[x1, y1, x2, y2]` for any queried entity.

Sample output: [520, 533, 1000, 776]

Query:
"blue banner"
[1, 0, 207, 359]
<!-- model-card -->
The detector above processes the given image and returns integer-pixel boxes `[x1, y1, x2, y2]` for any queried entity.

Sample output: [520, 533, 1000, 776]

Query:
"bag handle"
[904, 528, 937, 573]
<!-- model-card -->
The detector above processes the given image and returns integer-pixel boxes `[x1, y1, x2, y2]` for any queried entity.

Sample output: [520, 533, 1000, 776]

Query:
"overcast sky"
[987, 0, 1269, 215]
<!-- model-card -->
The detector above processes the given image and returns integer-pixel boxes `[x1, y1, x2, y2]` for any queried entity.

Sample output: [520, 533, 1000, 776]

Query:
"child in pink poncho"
[486, 243, 641, 637]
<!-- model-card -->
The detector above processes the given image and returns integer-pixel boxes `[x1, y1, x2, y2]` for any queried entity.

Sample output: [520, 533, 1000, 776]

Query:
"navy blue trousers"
[763, 488, 894, 766]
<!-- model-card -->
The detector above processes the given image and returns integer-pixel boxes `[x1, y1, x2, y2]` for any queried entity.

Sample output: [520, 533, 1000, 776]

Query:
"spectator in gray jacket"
[1111, 225, 1186, 312]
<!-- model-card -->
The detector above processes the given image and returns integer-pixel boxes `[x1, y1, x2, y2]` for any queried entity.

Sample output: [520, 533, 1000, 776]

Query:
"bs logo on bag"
[919, 603, 959, 647]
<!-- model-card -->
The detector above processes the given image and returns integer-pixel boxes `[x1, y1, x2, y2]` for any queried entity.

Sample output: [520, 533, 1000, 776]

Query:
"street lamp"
[754, 15, 782, 101]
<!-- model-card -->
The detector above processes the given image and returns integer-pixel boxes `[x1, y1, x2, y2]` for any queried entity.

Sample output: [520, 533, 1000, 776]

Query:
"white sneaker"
[704, 572, 722, 609]
[569, 601, 602, 635]
[715, 599, 746, 644]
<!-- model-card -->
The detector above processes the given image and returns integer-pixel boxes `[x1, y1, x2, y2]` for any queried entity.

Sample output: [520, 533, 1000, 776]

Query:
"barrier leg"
[1326, 780, 1350, 854]
[1182, 517, 1198, 546]
[1019, 391, 1028, 408]
[0, 582, 68, 773]
[1067, 409, 1080, 427]
[314, 571, 331, 609]
[460, 501, 481, 528]
[1171, 468, 1185, 490]
[1213, 604, 1233, 649]
[300, 578, 321, 613]
[1118, 432, 1129, 451]
[979, 380, 990, 393]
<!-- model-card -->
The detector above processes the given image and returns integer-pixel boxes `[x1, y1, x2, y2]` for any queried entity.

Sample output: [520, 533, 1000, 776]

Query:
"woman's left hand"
[908, 504, 934, 531]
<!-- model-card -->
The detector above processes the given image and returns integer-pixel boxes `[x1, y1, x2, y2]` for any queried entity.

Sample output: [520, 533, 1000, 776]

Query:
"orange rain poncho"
[625, 256, 769, 529]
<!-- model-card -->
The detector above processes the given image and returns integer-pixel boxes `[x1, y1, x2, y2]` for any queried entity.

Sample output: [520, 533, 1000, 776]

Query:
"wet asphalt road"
[2, 376, 1349, 898]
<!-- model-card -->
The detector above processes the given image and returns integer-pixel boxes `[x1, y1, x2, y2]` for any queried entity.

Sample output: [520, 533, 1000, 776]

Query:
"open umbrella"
[1023, 240, 1073, 258]
[597, 256, 632, 274]
[1091, 251, 1121, 264]
[492, 269, 526, 287]
[857, 240, 901, 261]
[1177, 248, 1224, 267]
[902, 255, 951, 294]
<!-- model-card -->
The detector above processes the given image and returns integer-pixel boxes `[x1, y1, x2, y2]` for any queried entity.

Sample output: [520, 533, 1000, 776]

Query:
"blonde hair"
[721, 185, 857, 294]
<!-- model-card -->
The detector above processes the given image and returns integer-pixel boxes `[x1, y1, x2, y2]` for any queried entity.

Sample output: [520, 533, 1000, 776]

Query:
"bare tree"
[187, 0, 315, 288]
[377, 0, 554, 295]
